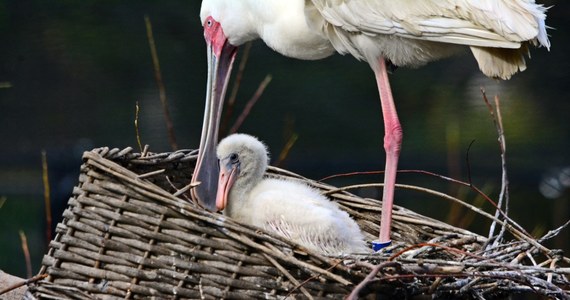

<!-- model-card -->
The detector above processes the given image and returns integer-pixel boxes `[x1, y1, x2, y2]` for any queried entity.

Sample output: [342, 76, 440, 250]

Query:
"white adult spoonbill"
[216, 133, 369, 255]
[191, 0, 550, 250]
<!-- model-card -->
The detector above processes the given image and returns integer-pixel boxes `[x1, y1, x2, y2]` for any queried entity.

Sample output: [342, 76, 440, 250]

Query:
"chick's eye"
[229, 153, 239, 163]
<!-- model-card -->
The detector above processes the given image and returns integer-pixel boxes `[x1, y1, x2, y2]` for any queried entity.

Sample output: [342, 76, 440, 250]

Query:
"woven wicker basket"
[28, 147, 569, 299]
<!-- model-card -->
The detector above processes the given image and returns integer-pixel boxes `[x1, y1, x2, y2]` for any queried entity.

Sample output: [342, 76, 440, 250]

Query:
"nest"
[26, 147, 569, 299]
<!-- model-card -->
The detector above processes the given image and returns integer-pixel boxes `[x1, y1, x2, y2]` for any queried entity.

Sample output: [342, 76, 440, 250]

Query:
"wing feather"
[306, 0, 549, 78]
[308, 0, 549, 48]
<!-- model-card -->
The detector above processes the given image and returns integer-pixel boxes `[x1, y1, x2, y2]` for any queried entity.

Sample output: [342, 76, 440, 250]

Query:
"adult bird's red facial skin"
[191, 16, 238, 211]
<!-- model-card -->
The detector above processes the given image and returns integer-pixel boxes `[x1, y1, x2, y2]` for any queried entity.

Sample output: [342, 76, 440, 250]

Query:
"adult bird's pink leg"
[373, 58, 402, 250]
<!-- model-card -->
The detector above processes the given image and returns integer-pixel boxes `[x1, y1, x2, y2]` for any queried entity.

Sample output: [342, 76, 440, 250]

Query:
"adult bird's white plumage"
[215, 134, 369, 256]
[191, 0, 550, 250]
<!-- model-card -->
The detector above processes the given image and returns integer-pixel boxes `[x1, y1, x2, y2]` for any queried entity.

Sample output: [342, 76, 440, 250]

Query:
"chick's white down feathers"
[216, 134, 369, 255]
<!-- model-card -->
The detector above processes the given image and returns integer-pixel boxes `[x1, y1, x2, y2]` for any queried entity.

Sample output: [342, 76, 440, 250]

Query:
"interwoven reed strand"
[29, 147, 569, 299]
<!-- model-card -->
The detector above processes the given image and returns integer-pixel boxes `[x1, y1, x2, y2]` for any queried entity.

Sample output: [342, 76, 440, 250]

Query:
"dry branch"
[41, 150, 52, 244]
[19, 231, 32, 279]
[481, 89, 511, 247]
[144, 15, 178, 151]
[229, 74, 272, 134]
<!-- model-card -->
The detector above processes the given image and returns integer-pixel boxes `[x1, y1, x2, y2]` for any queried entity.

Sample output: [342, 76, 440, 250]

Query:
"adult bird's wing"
[305, 0, 549, 78]
[306, 0, 548, 49]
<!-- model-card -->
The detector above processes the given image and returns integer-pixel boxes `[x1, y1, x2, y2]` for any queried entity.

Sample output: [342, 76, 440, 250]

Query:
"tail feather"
[470, 44, 531, 80]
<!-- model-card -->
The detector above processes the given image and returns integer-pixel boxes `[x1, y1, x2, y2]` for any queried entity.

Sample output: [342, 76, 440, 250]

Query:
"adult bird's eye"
[206, 18, 213, 27]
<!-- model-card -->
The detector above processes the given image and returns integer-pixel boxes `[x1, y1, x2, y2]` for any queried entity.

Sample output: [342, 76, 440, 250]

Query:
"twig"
[0, 274, 47, 296]
[0, 196, 6, 209]
[481, 90, 510, 246]
[19, 230, 32, 278]
[322, 168, 532, 240]
[198, 278, 205, 300]
[261, 253, 313, 299]
[221, 42, 252, 134]
[324, 182, 550, 254]
[389, 242, 469, 261]
[286, 260, 342, 298]
[172, 181, 201, 198]
[164, 172, 197, 203]
[538, 220, 570, 243]
[134, 101, 143, 153]
[145, 15, 178, 150]
[389, 242, 539, 281]
[320, 167, 505, 223]
[137, 169, 166, 179]
[547, 257, 559, 283]
[346, 261, 400, 299]
[324, 182, 503, 228]
[275, 133, 299, 167]
[350, 263, 551, 298]
[41, 150, 52, 244]
[463, 139, 512, 235]
[465, 139, 476, 186]
[141, 144, 150, 158]
[274, 115, 299, 167]
[494, 94, 510, 244]
[319, 170, 385, 182]
[229, 74, 272, 133]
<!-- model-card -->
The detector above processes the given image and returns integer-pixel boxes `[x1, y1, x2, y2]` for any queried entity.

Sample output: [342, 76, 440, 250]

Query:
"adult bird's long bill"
[191, 18, 237, 211]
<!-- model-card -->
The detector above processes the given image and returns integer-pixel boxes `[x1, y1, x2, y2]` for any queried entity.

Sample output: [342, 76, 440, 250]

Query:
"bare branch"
[19, 230, 32, 278]
[41, 150, 52, 244]
[275, 133, 299, 167]
[145, 15, 178, 150]
[481, 89, 511, 247]
[221, 42, 253, 134]
[134, 101, 143, 153]
[229, 74, 272, 133]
